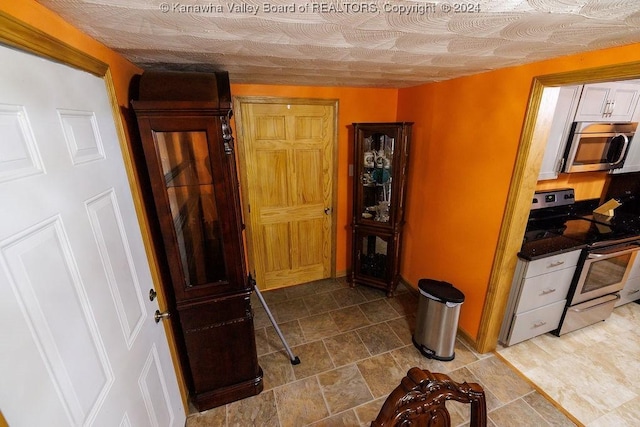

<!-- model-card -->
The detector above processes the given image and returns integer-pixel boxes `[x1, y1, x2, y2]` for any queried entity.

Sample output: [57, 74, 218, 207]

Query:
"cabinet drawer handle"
[603, 100, 615, 117]
[540, 288, 556, 295]
[532, 321, 547, 328]
[629, 289, 640, 295]
[547, 261, 564, 268]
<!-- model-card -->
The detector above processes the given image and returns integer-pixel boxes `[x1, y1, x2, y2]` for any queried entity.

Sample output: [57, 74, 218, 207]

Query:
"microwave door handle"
[609, 134, 629, 167]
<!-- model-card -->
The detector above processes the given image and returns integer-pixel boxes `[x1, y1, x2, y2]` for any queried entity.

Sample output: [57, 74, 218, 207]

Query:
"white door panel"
[0, 45, 184, 426]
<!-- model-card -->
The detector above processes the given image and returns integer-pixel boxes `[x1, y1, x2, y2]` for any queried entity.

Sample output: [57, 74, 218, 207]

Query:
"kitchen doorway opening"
[477, 61, 640, 353]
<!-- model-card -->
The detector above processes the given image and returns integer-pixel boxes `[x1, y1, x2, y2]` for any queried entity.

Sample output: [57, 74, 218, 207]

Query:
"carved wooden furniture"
[131, 71, 262, 410]
[371, 368, 487, 427]
[351, 122, 412, 296]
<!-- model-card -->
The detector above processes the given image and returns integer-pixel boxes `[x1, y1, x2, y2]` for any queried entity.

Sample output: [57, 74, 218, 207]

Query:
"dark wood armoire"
[131, 71, 262, 410]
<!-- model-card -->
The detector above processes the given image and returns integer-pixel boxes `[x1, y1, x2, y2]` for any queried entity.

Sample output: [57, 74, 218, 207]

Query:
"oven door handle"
[570, 294, 620, 312]
[587, 244, 640, 258]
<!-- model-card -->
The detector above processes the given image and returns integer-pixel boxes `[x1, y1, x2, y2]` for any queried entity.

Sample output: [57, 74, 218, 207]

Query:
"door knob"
[149, 289, 157, 301]
[154, 310, 170, 323]
[324, 207, 332, 215]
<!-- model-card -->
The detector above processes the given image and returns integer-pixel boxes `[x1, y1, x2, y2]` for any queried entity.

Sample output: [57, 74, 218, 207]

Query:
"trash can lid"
[418, 279, 465, 304]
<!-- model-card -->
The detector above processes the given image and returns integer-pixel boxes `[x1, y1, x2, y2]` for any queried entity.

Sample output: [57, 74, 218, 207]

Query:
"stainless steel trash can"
[412, 279, 465, 361]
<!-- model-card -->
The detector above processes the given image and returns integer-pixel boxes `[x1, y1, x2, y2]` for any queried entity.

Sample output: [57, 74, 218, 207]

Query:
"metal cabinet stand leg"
[250, 275, 300, 365]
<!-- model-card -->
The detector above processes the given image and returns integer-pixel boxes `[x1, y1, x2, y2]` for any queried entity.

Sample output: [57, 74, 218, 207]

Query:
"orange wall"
[230, 84, 398, 274]
[397, 43, 640, 338]
[0, 1, 141, 107]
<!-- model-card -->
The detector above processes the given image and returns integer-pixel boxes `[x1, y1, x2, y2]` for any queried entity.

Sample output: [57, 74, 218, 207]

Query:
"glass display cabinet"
[351, 122, 412, 296]
[131, 71, 262, 410]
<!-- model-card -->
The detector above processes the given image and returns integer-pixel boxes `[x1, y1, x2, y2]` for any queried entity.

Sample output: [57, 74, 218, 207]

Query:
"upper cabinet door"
[538, 85, 582, 181]
[574, 82, 640, 122]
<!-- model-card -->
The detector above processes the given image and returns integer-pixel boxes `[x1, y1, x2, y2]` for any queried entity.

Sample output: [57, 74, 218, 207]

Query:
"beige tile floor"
[186, 278, 576, 427]
[497, 301, 640, 427]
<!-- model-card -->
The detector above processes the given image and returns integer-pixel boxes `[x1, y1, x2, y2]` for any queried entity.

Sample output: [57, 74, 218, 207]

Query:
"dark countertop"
[518, 236, 587, 261]
[518, 196, 640, 261]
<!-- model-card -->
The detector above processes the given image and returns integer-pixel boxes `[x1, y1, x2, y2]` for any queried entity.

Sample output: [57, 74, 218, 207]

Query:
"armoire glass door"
[154, 130, 226, 286]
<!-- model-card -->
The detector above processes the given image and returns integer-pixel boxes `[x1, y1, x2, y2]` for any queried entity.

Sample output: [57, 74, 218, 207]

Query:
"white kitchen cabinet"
[573, 82, 640, 122]
[507, 301, 567, 345]
[499, 250, 581, 346]
[616, 252, 640, 306]
[538, 85, 582, 180]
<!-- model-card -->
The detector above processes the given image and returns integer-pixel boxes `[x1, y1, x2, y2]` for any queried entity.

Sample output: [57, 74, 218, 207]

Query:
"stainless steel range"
[500, 188, 640, 345]
[556, 236, 639, 335]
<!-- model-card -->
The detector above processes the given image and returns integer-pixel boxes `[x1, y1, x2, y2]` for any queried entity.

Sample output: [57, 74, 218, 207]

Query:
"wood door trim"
[233, 96, 339, 284]
[0, 11, 108, 76]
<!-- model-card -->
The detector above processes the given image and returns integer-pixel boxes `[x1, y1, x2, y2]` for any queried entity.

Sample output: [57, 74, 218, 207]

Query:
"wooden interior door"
[235, 98, 337, 290]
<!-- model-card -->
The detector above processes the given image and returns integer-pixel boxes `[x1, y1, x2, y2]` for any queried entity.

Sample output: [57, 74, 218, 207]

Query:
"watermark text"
[159, 2, 483, 15]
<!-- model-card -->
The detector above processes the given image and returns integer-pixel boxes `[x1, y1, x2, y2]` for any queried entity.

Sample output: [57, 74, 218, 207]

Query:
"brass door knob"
[154, 310, 170, 323]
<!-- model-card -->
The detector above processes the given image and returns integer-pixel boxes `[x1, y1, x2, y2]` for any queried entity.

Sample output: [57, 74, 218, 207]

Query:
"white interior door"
[0, 45, 184, 426]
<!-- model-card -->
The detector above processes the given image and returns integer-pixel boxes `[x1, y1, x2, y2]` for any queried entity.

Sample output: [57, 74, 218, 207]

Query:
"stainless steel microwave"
[562, 121, 637, 173]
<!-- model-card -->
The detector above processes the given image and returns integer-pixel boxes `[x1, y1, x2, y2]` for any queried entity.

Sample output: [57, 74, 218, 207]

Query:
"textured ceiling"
[38, 0, 640, 87]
